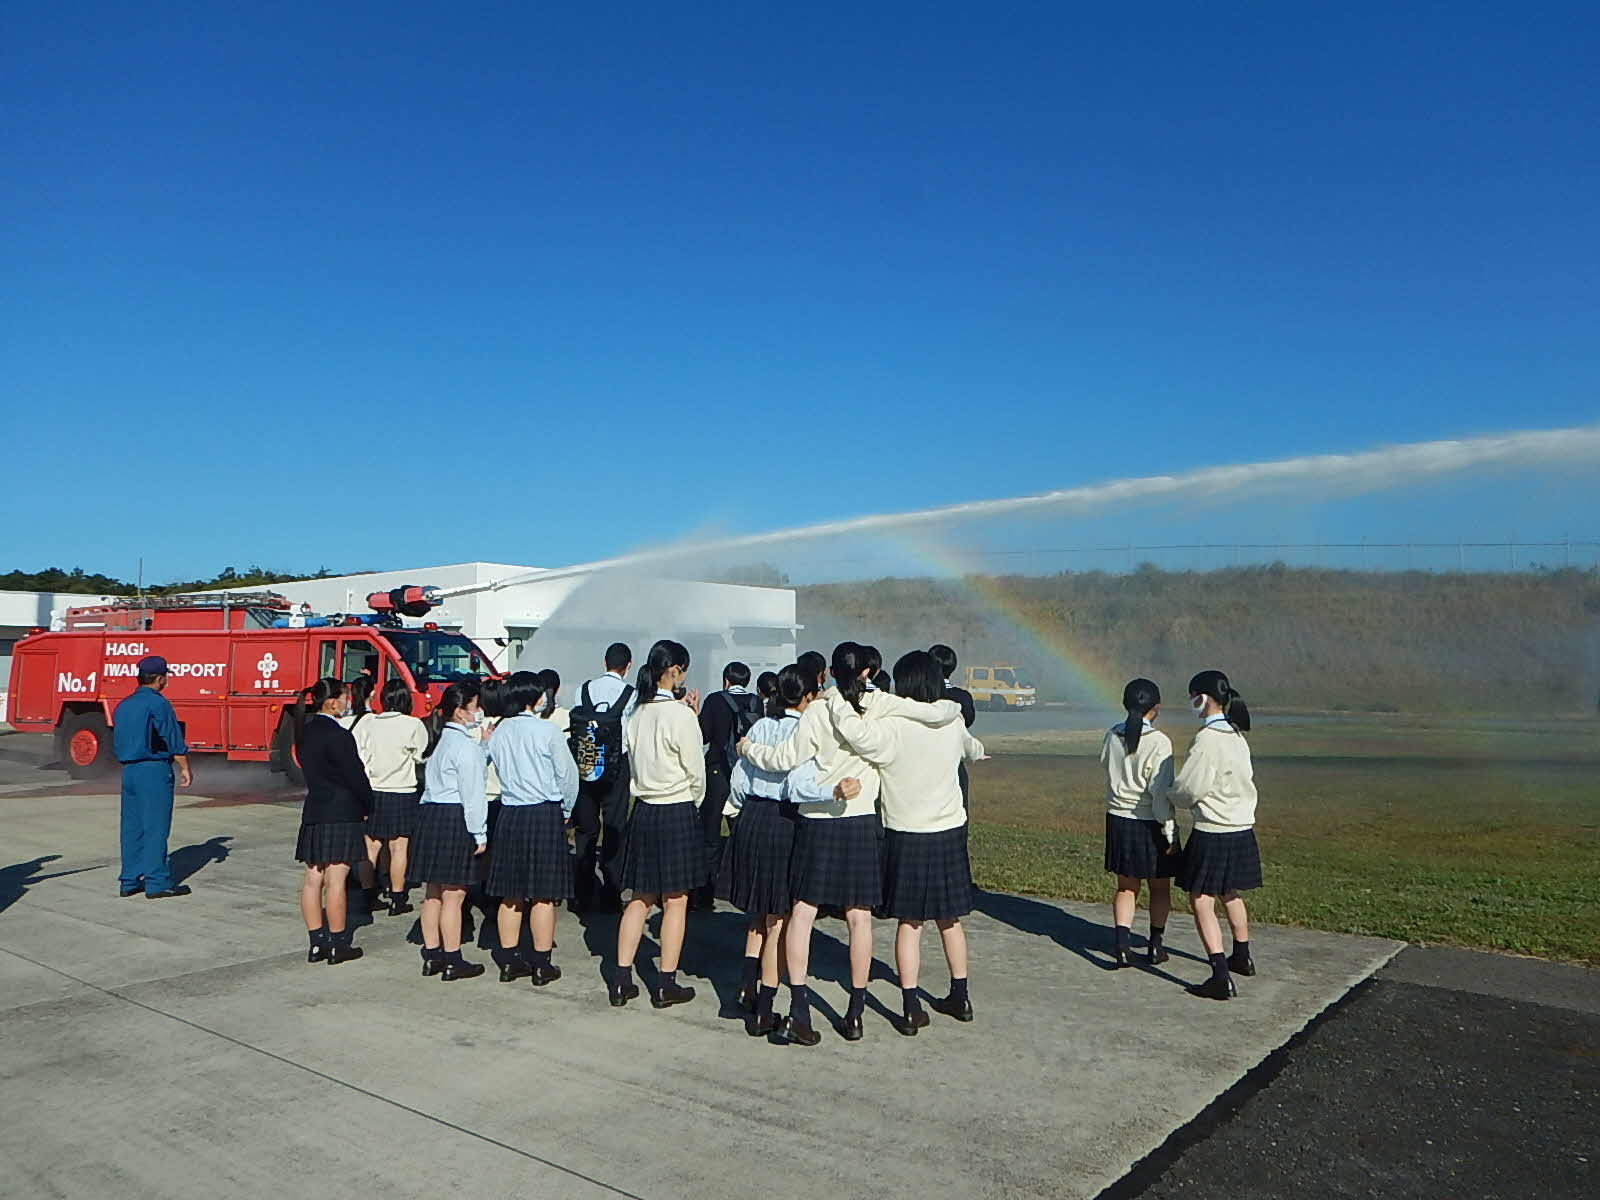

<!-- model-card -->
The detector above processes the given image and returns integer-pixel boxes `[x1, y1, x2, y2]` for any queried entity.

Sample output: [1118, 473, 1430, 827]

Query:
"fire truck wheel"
[62, 712, 117, 779]
[274, 717, 306, 787]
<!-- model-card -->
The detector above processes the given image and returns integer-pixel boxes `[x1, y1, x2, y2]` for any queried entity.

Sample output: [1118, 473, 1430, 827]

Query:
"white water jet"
[454, 424, 1600, 595]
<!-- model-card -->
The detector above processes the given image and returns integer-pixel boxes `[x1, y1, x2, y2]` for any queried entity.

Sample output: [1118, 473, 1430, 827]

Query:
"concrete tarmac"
[0, 759, 1400, 1200]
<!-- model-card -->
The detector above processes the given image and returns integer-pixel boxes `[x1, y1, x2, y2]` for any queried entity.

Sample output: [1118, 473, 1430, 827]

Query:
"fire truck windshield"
[381, 631, 488, 684]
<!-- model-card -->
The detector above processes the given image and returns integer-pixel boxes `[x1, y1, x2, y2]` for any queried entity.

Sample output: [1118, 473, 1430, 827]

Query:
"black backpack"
[718, 691, 765, 772]
[569, 681, 634, 784]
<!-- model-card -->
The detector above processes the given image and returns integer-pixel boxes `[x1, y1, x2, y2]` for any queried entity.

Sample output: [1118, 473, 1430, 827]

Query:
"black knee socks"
[949, 977, 969, 1003]
[757, 984, 778, 1018]
[616, 965, 634, 989]
[308, 927, 327, 950]
[1231, 938, 1250, 959]
[902, 986, 923, 1017]
[529, 947, 552, 968]
[1208, 952, 1230, 982]
[846, 987, 867, 1020]
[740, 955, 761, 990]
[790, 983, 813, 1024]
[1149, 923, 1165, 945]
[659, 970, 678, 988]
[1114, 924, 1132, 952]
[328, 928, 351, 948]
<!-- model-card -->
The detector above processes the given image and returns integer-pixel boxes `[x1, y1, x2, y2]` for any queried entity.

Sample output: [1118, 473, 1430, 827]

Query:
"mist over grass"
[798, 565, 1600, 714]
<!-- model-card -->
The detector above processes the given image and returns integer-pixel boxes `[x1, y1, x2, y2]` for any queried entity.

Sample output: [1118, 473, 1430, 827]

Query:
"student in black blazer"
[295, 677, 374, 965]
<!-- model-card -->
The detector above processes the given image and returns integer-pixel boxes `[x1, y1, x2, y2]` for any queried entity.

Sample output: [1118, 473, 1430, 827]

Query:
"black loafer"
[778, 1016, 821, 1046]
[327, 943, 364, 965]
[529, 964, 562, 987]
[896, 1009, 931, 1037]
[834, 1015, 865, 1041]
[1146, 945, 1170, 966]
[737, 983, 759, 1013]
[1113, 947, 1133, 968]
[1187, 975, 1238, 1001]
[307, 942, 328, 964]
[145, 886, 192, 899]
[650, 983, 696, 1009]
[1228, 953, 1256, 977]
[498, 960, 533, 983]
[120, 886, 143, 898]
[421, 955, 445, 977]
[929, 995, 974, 1022]
[609, 981, 640, 1007]
[388, 897, 414, 916]
[441, 959, 486, 982]
[746, 1011, 779, 1037]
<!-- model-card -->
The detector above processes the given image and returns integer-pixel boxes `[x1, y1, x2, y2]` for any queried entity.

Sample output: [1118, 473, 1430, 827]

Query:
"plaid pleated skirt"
[485, 803, 574, 901]
[719, 796, 798, 916]
[881, 826, 973, 921]
[620, 801, 703, 896]
[1179, 829, 1262, 895]
[294, 820, 366, 866]
[366, 789, 420, 840]
[1104, 812, 1179, 880]
[790, 814, 883, 910]
[407, 801, 481, 888]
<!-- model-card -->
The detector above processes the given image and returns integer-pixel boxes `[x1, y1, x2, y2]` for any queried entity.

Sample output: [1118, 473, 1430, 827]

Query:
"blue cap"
[136, 655, 169, 675]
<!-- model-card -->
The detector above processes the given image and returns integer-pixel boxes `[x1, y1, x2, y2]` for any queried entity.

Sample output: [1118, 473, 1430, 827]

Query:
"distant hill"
[797, 565, 1600, 714]
[0, 566, 355, 596]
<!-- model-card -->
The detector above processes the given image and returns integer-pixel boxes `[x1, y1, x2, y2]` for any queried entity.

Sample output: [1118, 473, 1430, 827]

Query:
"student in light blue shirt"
[412, 681, 489, 981]
[486, 671, 580, 985]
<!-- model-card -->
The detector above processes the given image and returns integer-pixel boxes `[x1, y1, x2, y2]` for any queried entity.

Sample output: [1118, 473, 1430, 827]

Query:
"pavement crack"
[0, 943, 646, 1199]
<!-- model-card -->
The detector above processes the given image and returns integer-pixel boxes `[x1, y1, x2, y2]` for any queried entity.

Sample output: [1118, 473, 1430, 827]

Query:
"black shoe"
[650, 982, 696, 1009]
[441, 959, 486, 982]
[498, 960, 533, 983]
[609, 981, 640, 1007]
[896, 1009, 931, 1037]
[1228, 952, 1256, 977]
[929, 994, 975, 1023]
[421, 955, 445, 977]
[145, 886, 192, 899]
[778, 1016, 821, 1046]
[529, 964, 562, 987]
[120, 885, 143, 898]
[1146, 944, 1170, 966]
[1188, 975, 1237, 1001]
[327, 943, 364, 965]
[308, 941, 328, 964]
[834, 1014, 865, 1041]
[746, 1010, 780, 1037]
[364, 888, 384, 910]
[736, 983, 759, 1013]
[1113, 946, 1133, 968]
[388, 896, 414, 916]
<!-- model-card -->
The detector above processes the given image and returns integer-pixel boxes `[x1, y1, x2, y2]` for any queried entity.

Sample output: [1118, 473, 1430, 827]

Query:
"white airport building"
[250, 562, 800, 701]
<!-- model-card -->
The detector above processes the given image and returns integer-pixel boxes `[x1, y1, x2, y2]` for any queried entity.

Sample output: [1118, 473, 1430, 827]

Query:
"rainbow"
[886, 529, 1126, 710]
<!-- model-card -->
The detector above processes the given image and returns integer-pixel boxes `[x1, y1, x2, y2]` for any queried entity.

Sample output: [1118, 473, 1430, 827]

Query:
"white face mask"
[1191, 696, 1209, 721]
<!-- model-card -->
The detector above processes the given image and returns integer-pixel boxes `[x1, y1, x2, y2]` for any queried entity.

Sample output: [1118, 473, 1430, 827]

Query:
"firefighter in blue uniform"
[114, 655, 193, 898]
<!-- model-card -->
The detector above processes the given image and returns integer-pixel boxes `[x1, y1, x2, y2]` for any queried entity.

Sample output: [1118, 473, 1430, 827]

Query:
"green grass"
[968, 718, 1600, 965]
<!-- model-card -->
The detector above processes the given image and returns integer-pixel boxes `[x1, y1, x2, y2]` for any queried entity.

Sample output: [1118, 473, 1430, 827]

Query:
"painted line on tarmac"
[0, 943, 647, 1199]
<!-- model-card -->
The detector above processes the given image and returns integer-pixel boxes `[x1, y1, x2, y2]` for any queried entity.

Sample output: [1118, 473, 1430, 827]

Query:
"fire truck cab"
[7, 589, 496, 783]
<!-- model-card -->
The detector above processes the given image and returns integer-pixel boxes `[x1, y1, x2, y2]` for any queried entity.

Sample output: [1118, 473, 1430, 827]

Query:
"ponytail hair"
[1188, 669, 1251, 733]
[755, 670, 781, 709]
[431, 678, 482, 740]
[772, 662, 817, 719]
[636, 639, 691, 707]
[831, 641, 869, 715]
[479, 675, 506, 721]
[536, 668, 561, 718]
[296, 676, 348, 744]
[347, 675, 372, 717]
[1119, 677, 1161, 754]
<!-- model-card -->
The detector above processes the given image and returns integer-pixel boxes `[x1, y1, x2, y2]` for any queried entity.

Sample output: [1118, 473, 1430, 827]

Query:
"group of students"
[288, 633, 1263, 1041]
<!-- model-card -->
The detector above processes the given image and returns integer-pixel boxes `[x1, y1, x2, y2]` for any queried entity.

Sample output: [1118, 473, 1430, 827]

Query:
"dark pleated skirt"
[295, 820, 367, 866]
[407, 801, 481, 888]
[620, 801, 703, 896]
[790, 813, 882, 910]
[1104, 812, 1179, 880]
[1179, 829, 1262, 895]
[881, 826, 974, 921]
[367, 789, 420, 841]
[719, 796, 798, 916]
[485, 803, 574, 900]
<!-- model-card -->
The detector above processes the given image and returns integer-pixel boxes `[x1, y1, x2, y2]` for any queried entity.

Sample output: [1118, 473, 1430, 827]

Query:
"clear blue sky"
[5, 2, 1598, 584]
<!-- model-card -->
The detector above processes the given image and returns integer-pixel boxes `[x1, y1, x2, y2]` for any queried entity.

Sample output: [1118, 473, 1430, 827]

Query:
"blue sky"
[5, 2, 1598, 584]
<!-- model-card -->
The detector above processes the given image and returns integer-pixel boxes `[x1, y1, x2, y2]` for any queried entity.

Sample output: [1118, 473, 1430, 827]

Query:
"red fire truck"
[6, 587, 498, 783]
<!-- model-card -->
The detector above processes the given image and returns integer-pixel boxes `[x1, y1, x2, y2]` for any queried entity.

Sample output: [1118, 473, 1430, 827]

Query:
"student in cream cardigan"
[1099, 678, 1178, 967]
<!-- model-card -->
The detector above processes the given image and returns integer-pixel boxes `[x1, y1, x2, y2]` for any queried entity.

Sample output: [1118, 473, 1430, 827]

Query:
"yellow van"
[961, 663, 1037, 711]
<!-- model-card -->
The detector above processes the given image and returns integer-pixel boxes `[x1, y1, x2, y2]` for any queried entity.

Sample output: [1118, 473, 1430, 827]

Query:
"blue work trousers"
[119, 760, 175, 894]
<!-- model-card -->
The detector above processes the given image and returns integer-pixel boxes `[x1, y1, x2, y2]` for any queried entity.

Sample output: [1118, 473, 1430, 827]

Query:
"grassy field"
[967, 716, 1600, 965]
